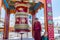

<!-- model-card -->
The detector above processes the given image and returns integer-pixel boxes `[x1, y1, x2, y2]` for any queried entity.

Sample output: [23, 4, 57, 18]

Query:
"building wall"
[35, 0, 45, 3]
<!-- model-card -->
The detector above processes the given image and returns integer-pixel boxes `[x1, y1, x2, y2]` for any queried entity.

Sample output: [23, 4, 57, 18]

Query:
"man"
[33, 18, 41, 40]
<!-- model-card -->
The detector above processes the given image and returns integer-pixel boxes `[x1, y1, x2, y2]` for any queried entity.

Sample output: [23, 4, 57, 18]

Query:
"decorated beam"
[3, 0, 43, 12]
[34, 2, 42, 10]
[29, 2, 43, 10]
[3, 0, 9, 8]
[29, 2, 43, 15]
[3, 0, 15, 10]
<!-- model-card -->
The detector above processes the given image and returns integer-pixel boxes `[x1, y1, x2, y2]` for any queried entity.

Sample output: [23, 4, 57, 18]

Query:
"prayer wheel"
[15, 2, 29, 32]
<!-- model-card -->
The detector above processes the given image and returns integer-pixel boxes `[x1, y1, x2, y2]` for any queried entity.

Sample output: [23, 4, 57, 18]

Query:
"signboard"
[46, 0, 54, 40]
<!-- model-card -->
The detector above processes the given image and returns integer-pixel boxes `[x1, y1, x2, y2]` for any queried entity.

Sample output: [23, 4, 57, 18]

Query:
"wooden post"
[44, 0, 48, 33]
[32, 11, 36, 37]
[0, 0, 2, 18]
[0, 0, 2, 10]
[3, 8, 10, 39]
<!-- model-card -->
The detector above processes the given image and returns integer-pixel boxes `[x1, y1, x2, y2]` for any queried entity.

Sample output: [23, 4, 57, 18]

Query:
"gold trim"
[15, 4, 28, 7]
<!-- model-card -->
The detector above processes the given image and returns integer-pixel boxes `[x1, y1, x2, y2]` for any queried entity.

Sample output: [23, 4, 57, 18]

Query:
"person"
[41, 32, 48, 40]
[33, 18, 41, 40]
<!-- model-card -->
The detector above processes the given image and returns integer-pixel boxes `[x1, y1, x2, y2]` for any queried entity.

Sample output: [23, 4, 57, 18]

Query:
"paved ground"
[0, 32, 60, 40]
[55, 37, 60, 40]
[0, 38, 34, 40]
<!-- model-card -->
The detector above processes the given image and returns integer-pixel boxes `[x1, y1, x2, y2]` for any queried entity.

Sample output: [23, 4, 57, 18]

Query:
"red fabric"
[15, 29, 30, 32]
[15, 1, 28, 4]
[33, 21, 41, 40]
[15, 17, 20, 24]
[16, 6, 28, 12]
[15, 17, 28, 24]
[33, 21, 41, 31]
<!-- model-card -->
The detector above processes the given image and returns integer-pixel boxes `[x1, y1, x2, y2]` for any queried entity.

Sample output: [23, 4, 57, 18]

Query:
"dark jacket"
[41, 36, 48, 40]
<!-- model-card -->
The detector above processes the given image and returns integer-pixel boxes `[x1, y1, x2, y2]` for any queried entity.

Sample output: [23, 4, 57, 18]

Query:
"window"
[0, 7, 5, 28]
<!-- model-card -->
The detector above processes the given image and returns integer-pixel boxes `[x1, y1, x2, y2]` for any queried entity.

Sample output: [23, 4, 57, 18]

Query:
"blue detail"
[34, 2, 42, 10]
[3, 0, 9, 8]
[29, 15, 32, 19]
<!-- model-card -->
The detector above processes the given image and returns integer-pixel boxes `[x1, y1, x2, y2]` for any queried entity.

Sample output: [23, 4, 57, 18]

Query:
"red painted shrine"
[0, 0, 54, 40]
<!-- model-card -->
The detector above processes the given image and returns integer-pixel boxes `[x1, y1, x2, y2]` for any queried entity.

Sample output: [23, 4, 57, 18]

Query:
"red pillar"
[3, 8, 10, 39]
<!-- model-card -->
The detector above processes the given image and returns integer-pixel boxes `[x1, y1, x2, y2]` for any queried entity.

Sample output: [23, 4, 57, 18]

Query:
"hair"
[35, 18, 38, 20]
